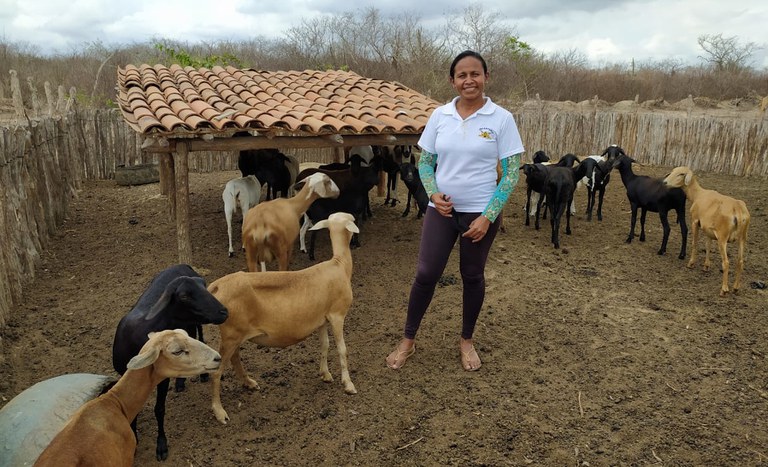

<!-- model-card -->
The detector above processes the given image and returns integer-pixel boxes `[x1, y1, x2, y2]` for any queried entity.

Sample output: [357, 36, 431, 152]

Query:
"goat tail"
[250, 224, 276, 262]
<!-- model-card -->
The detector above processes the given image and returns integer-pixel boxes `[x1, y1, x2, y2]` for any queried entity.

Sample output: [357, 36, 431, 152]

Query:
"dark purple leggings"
[404, 206, 500, 340]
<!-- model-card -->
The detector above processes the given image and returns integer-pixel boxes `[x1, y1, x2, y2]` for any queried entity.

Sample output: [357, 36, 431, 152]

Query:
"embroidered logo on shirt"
[478, 128, 496, 140]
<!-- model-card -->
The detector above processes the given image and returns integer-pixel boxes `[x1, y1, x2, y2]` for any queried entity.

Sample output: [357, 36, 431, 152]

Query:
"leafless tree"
[697, 33, 761, 71]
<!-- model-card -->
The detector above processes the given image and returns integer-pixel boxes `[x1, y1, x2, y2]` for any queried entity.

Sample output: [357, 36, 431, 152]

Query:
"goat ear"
[309, 219, 330, 231]
[127, 345, 161, 370]
[684, 170, 692, 186]
[345, 220, 360, 234]
[145, 289, 173, 321]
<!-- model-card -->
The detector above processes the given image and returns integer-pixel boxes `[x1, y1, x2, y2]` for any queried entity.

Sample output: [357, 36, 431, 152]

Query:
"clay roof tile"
[117, 65, 439, 136]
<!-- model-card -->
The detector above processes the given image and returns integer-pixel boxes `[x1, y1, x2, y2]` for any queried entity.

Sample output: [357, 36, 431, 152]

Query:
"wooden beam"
[141, 134, 422, 153]
[174, 141, 192, 264]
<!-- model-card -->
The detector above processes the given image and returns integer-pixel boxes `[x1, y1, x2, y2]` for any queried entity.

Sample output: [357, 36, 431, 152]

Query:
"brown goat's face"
[127, 329, 221, 377]
[663, 167, 691, 187]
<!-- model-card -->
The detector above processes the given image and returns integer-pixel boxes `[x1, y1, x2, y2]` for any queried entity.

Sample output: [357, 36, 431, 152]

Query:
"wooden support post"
[159, 152, 174, 197]
[333, 146, 345, 163]
[173, 142, 192, 264]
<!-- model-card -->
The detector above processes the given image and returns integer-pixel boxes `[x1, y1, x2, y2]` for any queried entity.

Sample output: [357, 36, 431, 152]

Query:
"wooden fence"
[0, 105, 766, 326]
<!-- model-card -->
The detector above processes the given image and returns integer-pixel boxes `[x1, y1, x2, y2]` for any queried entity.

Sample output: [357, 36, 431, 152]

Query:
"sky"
[1, 0, 767, 68]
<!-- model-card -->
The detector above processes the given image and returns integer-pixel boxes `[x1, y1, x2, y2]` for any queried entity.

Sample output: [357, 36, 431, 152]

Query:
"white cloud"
[0, 0, 765, 68]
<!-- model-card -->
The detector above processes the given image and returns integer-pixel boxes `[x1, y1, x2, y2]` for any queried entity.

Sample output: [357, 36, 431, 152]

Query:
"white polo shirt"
[418, 96, 524, 212]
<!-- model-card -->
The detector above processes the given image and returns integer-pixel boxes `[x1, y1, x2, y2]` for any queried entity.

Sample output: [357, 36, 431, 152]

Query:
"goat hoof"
[678, 254, 686, 260]
[199, 373, 210, 383]
[213, 409, 230, 425]
[244, 377, 259, 390]
[156, 438, 169, 461]
[228, 252, 234, 258]
[657, 250, 665, 256]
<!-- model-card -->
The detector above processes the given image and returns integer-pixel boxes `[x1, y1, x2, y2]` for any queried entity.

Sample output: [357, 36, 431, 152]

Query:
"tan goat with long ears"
[242, 171, 339, 272]
[34, 329, 221, 467]
[208, 212, 360, 424]
[663, 166, 750, 296]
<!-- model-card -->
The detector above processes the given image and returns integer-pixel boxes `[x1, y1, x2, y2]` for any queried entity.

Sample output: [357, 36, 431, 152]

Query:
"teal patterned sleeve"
[482, 153, 521, 222]
[417, 149, 439, 198]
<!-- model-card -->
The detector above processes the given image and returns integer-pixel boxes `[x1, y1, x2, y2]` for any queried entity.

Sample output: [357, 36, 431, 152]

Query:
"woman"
[386, 50, 524, 371]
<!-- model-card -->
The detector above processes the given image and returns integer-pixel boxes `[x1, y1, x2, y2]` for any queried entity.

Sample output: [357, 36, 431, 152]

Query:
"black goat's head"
[601, 144, 626, 163]
[148, 276, 228, 325]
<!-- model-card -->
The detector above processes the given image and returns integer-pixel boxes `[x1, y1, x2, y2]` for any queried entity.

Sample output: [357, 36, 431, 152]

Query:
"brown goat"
[664, 166, 750, 296]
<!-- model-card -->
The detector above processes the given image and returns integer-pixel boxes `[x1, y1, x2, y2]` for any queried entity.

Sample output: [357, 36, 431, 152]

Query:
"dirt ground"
[1, 160, 767, 466]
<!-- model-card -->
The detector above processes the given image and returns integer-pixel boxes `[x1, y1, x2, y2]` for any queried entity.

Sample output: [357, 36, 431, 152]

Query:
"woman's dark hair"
[449, 50, 488, 78]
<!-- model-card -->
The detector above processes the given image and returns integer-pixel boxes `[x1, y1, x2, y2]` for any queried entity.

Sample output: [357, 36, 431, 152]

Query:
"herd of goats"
[12, 143, 752, 466]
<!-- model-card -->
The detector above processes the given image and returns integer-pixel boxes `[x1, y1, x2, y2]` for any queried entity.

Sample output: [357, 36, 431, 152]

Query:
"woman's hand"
[431, 193, 454, 217]
[463, 215, 491, 243]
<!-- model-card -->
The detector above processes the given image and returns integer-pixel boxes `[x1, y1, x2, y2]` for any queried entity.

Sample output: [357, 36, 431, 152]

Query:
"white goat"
[663, 166, 751, 296]
[33, 330, 220, 467]
[223, 175, 262, 257]
[208, 212, 360, 424]
[242, 172, 339, 272]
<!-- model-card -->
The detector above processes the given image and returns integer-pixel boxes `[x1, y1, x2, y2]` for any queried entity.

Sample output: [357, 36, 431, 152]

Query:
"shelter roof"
[116, 64, 440, 138]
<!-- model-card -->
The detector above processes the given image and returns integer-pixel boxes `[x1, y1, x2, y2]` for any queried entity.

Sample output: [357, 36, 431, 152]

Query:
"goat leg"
[677, 209, 688, 260]
[318, 322, 333, 382]
[639, 209, 648, 242]
[627, 206, 638, 243]
[402, 192, 412, 217]
[657, 211, 671, 255]
[596, 188, 606, 221]
[155, 378, 170, 461]
[327, 314, 357, 395]
[718, 238, 730, 296]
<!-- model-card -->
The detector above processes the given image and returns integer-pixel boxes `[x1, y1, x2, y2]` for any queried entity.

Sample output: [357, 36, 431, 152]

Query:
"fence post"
[56, 85, 66, 115]
[10, 70, 24, 119]
[27, 77, 40, 117]
[44, 82, 55, 116]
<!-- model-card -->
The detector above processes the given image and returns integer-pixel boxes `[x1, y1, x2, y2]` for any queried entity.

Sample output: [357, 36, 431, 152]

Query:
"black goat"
[378, 145, 411, 207]
[573, 157, 612, 221]
[520, 163, 549, 226]
[537, 166, 576, 248]
[238, 148, 291, 200]
[522, 153, 580, 225]
[112, 264, 228, 461]
[300, 157, 381, 260]
[612, 154, 688, 259]
[532, 150, 550, 164]
[399, 158, 428, 219]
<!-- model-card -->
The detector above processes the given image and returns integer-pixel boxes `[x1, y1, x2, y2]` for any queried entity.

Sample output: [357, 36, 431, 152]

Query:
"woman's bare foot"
[460, 338, 481, 371]
[386, 339, 415, 369]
